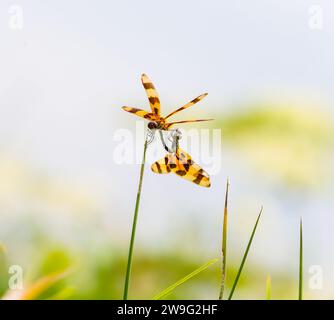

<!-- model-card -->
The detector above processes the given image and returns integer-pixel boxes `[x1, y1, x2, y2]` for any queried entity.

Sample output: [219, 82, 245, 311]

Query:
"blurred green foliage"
[0, 244, 296, 299]
[0, 244, 8, 295]
[218, 104, 333, 187]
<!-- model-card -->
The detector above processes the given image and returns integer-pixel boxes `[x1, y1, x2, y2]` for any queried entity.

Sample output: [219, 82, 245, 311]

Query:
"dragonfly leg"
[146, 129, 156, 145]
[167, 128, 182, 142]
[158, 130, 173, 153]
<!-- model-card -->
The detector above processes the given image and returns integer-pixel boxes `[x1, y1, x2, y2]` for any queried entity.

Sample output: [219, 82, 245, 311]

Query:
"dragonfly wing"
[122, 107, 156, 120]
[152, 150, 211, 187]
[164, 93, 208, 120]
[171, 149, 211, 187]
[141, 74, 161, 116]
[151, 154, 172, 174]
[165, 118, 213, 129]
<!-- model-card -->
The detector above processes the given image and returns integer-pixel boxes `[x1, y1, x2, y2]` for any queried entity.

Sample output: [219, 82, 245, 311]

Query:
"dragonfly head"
[148, 122, 158, 130]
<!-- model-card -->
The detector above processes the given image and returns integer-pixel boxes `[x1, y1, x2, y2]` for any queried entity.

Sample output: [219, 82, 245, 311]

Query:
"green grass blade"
[299, 217, 303, 300]
[219, 179, 229, 300]
[123, 136, 149, 300]
[153, 258, 218, 300]
[266, 274, 271, 300]
[228, 207, 263, 300]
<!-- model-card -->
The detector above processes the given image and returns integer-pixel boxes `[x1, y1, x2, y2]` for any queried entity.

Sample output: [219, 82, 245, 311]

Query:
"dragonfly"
[151, 129, 211, 187]
[122, 74, 212, 148]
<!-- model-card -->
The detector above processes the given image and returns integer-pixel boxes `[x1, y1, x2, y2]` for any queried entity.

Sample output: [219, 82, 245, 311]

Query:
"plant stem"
[228, 207, 263, 300]
[266, 274, 271, 300]
[299, 217, 303, 300]
[219, 179, 229, 300]
[123, 136, 148, 300]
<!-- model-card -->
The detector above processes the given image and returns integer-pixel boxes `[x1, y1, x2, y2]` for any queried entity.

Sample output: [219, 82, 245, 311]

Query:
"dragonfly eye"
[148, 122, 158, 130]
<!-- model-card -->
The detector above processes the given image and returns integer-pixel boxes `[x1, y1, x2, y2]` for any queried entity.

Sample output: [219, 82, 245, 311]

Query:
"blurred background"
[0, 0, 333, 299]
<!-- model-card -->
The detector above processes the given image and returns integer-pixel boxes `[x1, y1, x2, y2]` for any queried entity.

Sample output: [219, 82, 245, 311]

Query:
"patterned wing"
[151, 154, 172, 174]
[171, 148, 211, 187]
[151, 150, 210, 187]
[164, 118, 213, 130]
[164, 93, 208, 120]
[141, 74, 161, 116]
[122, 107, 156, 120]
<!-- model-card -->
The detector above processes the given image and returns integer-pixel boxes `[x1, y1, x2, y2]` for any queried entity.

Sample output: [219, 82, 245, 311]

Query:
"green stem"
[123, 135, 148, 300]
[219, 179, 229, 300]
[228, 207, 263, 300]
[299, 217, 303, 300]
[266, 274, 271, 300]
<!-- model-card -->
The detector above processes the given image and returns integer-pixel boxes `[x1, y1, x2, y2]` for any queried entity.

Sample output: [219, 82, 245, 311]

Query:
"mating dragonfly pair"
[122, 74, 212, 187]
